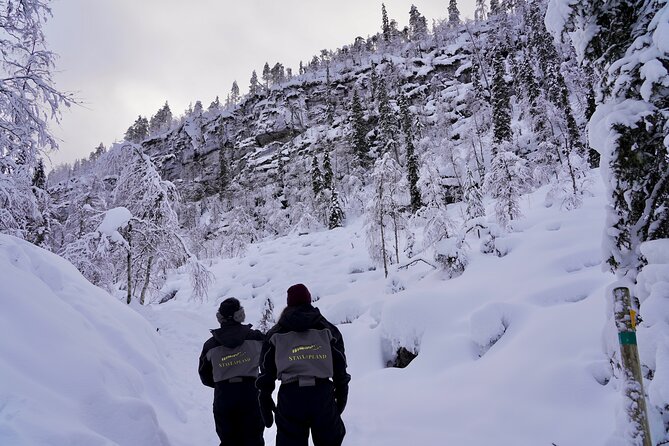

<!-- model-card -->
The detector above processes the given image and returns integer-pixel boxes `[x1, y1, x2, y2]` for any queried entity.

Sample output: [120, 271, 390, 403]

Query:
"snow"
[587, 99, 655, 187]
[4, 171, 661, 445]
[0, 235, 184, 445]
[96, 206, 132, 244]
[639, 58, 668, 102]
[653, 3, 669, 54]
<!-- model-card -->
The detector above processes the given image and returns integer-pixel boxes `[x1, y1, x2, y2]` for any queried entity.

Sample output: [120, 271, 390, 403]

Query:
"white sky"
[44, 0, 476, 168]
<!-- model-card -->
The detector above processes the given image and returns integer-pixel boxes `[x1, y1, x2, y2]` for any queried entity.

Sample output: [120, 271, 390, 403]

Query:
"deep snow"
[2, 171, 639, 445]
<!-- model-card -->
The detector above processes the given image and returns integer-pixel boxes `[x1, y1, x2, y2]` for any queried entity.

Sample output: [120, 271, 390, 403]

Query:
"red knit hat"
[287, 283, 312, 306]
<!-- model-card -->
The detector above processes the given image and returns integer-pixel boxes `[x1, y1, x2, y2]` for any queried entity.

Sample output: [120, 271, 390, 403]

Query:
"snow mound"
[0, 235, 184, 446]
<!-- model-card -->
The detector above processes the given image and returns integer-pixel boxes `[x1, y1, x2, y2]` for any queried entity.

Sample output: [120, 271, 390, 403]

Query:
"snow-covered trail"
[146, 172, 622, 446]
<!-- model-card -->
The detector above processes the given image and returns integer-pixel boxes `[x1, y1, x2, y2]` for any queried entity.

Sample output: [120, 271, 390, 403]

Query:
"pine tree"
[491, 50, 512, 147]
[311, 155, 324, 196]
[489, 0, 501, 16]
[555, 3, 669, 441]
[408, 5, 428, 40]
[258, 297, 275, 333]
[464, 169, 485, 221]
[527, 2, 582, 154]
[32, 158, 47, 190]
[351, 89, 370, 167]
[448, 0, 460, 25]
[249, 70, 261, 96]
[376, 77, 399, 162]
[485, 150, 531, 229]
[328, 189, 345, 229]
[218, 146, 229, 201]
[381, 3, 391, 43]
[271, 63, 285, 85]
[229, 81, 240, 104]
[208, 96, 220, 112]
[475, 0, 488, 21]
[399, 95, 422, 213]
[124, 116, 149, 143]
[322, 150, 333, 191]
[370, 65, 379, 102]
[262, 62, 271, 89]
[149, 102, 173, 135]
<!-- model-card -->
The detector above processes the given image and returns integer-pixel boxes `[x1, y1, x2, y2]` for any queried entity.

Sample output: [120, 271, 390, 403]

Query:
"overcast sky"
[44, 0, 476, 168]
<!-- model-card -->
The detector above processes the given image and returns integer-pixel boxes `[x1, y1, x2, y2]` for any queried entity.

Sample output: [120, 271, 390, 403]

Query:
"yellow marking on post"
[630, 310, 637, 330]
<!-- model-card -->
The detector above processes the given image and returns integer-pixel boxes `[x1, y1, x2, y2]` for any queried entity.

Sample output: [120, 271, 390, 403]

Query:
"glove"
[335, 387, 348, 414]
[259, 393, 276, 428]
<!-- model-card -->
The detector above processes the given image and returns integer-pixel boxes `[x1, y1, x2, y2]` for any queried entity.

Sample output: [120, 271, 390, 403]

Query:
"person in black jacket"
[199, 297, 265, 446]
[257, 284, 350, 446]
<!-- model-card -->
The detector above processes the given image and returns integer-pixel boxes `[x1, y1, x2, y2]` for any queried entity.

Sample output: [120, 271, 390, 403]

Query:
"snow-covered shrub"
[435, 236, 468, 279]
[385, 274, 406, 294]
[480, 223, 506, 257]
[484, 150, 532, 229]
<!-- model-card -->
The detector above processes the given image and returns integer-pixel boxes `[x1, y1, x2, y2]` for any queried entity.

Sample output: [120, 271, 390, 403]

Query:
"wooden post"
[613, 287, 652, 446]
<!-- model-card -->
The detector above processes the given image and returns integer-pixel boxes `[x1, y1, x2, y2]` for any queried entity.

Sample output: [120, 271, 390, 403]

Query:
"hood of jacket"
[211, 321, 253, 348]
[278, 305, 324, 332]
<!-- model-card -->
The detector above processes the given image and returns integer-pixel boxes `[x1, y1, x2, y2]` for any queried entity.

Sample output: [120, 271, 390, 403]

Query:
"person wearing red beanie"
[257, 284, 350, 446]
[286, 283, 311, 307]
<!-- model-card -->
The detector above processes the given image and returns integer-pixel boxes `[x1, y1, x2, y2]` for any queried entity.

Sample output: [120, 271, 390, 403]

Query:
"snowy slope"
[151, 171, 625, 446]
[0, 235, 186, 445]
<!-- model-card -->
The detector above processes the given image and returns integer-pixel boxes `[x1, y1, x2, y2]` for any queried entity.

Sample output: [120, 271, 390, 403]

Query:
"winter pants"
[275, 380, 346, 446]
[213, 379, 265, 446]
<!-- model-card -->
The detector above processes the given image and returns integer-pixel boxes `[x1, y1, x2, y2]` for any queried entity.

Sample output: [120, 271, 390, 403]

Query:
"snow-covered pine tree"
[124, 115, 149, 143]
[328, 189, 345, 229]
[491, 48, 512, 149]
[548, 1, 669, 441]
[262, 62, 271, 89]
[32, 159, 46, 191]
[381, 3, 391, 43]
[489, 0, 502, 16]
[408, 4, 428, 41]
[399, 95, 422, 213]
[376, 76, 400, 163]
[258, 297, 275, 334]
[448, 0, 460, 26]
[208, 96, 221, 112]
[322, 150, 334, 191]
[229, 81, 240, 105]
[549, 0, 668, 277]
[311, 155, 324, 196]
[475, 0, 488, 22]
[271, 63, 285, 86]
[218, 146, 229, 201]
[464, 168, 486, 222]
[350, 89, 370, 167]
[249, 70, 261, 96]
[149, 102, 173, 136]
[485, 150, 531, 229]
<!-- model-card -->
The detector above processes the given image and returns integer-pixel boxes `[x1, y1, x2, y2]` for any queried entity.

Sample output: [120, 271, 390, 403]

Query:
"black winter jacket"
[199, 321, 265, 388]
[256, 305, 350, 397]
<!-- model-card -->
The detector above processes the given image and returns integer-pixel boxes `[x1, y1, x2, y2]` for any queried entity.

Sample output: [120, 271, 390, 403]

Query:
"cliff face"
[139, 33, 475, 204]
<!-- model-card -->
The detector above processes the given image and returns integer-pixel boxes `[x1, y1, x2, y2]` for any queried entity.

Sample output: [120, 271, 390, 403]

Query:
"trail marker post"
[613, 286, 651, 446]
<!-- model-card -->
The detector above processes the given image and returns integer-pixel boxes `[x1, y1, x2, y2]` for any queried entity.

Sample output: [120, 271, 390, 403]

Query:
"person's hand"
[259, 393, 276, 428]
[335, 387, 348, 414]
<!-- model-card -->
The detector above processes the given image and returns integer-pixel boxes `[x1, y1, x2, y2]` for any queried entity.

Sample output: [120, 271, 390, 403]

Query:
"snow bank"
[0, 235, 184, 445]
